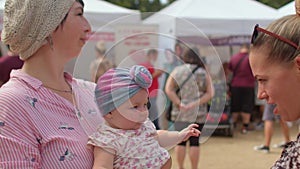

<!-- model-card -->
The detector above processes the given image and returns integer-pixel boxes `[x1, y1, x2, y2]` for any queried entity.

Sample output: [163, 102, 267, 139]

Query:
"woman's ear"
[295, 56, 300, 72]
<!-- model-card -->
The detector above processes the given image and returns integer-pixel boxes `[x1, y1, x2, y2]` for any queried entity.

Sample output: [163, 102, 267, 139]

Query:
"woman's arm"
[165, 72, 181, 108]
[152, 69, 164, 78]
[92, 146, 115, 169]
[0, 98, 41, 168]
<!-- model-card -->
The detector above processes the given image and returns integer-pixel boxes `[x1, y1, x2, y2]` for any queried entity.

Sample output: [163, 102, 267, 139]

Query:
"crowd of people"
[1, 0, 300, 168]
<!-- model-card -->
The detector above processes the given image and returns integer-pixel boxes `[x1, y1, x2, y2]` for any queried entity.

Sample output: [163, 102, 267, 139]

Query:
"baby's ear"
[104, 112, 113, 119]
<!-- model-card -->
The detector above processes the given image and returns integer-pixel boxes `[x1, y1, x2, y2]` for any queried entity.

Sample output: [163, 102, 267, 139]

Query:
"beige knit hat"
[1, 0, 75, 60]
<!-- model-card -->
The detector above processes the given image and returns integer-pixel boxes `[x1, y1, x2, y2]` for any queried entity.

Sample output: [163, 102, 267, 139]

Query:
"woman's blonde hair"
[251, 15, 300, 65]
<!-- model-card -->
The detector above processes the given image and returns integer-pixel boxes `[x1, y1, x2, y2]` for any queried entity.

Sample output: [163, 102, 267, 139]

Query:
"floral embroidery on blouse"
[271, 133, 300, 169]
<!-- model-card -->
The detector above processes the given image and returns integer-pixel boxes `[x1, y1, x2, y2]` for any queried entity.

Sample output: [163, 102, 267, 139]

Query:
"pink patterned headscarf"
[95, 65, 152, 115]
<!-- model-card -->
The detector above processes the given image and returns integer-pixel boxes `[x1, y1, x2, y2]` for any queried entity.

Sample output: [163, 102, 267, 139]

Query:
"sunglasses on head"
[251, 24, 299, 50]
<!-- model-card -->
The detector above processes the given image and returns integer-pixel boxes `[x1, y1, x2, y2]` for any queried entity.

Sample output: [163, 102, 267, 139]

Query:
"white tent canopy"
[144, 0, 279, 37]
[143, 0, 280, 75]
[84, 0, 141, 31]
[0, 0, 141, 31]
[278, 1, 295, 17]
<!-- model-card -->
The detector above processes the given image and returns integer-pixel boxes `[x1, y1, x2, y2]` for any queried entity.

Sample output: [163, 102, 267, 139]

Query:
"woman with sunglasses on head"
[249, 1, 300, 168]
[0, 0, 104, 168]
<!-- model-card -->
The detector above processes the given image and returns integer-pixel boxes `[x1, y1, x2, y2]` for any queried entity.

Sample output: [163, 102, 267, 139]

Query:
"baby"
[88, 65, 200, 169]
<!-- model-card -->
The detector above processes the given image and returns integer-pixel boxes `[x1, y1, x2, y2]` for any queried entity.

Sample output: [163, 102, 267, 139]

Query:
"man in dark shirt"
[228, 44, 255, 134]
[0, 48, 23, 87]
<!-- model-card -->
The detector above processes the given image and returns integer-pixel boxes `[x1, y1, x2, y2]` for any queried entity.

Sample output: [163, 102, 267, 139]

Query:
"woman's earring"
[47, 36, 54, 50]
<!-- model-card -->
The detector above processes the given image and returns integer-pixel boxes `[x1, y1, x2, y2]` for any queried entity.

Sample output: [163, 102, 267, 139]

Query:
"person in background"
[88, 65, 200, 169]
[254, 81, 266, 131]
[175, 42, 184, 61]
[161, 47, 183, 129]
[0, 0, 103, 168]
[254, 103, 291, 153]
[89, 41, 115, 82]
[228, 44, 256, 134]
[249, 1, 300, 166]
[0, 46, 23, 87]
[140, 48, 164, 129]
[165, 47, 214, 169]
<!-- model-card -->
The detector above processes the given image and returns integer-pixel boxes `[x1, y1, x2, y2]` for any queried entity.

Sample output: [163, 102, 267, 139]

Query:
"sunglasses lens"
[251, 25, 258, 44]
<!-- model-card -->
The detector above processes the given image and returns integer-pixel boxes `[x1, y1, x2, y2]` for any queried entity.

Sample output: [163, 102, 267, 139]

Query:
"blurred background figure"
[0, 45, 23, 87]
[161, 43, 183, 130]
[89, 41, 115, 82]
[165, 47, 214, 169]
[254, 81, 266, 131]
[174, 42, 184, 61]
[140, 48, 163, 130]
[254, 103, 291, 153]
[228, 44, 255, 134]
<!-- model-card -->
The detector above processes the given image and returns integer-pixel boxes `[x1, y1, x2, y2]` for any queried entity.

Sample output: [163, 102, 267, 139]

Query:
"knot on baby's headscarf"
[95, 65, 152, 116]
[130, 65, 152, 89]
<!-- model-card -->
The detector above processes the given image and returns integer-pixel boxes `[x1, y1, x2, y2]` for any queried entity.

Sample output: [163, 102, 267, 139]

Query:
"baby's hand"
[179, 124, 201, 142]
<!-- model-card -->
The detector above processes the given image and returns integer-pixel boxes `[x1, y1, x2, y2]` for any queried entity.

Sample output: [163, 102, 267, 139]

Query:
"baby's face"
[109, 89, 149, 130]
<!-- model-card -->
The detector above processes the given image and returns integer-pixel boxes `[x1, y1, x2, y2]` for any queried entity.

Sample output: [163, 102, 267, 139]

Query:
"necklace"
[43, 83, 73, 93]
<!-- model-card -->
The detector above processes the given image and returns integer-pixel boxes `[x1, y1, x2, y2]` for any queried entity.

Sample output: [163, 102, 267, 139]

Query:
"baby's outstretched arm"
[156, 124, 200, 149]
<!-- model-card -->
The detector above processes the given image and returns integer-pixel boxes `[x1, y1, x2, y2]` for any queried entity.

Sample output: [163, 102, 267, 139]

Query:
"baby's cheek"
[120, 111, 146, 122]
[140, 112, 148, 122]
[134, 112, 148, 123]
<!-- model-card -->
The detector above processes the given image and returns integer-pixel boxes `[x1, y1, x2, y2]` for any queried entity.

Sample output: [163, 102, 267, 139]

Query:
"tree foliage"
[103, 0, 164, 12]
[104, 0, 294, 18]
[257, 0, 293, 9]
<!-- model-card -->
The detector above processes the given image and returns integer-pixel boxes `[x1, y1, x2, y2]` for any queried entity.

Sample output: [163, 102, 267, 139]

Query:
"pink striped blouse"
[0, 70, 104, 169]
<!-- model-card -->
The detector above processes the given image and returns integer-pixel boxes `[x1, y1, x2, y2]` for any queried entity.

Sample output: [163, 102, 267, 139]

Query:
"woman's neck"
[21, 48, 68, 87]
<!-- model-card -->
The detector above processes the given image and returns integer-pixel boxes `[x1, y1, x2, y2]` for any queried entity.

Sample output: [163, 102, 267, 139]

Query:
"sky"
[160, 0, 168, 4]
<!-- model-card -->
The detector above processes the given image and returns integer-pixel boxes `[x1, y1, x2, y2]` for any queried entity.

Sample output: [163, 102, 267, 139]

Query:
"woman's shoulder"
[0, 83, 35, 119]
[272, 135, 300, 168]
[173, 64, 189, 72]
[0, 80, 29, 104]
[73, 78, 96, 91]
[195, 66, 206, 73]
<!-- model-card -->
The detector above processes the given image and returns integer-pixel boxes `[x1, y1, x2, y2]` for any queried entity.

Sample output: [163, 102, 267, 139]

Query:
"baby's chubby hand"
[179, 124, 201, 142]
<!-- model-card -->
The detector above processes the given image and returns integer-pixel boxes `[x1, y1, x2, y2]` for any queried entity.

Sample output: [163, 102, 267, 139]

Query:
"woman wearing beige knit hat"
[0, 0, 104, 168]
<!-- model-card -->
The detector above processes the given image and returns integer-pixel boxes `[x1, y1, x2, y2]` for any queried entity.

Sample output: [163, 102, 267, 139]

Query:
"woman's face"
[165, 49, 175, 63]
[249, 49, 300, 121]
[52, 2, 91, 59]
[108, 89, 149, 130]
[175, 45, 182, 57]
